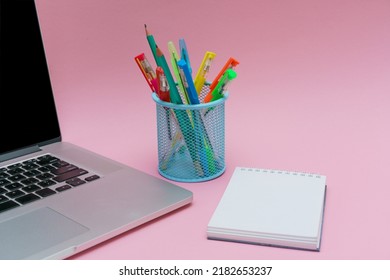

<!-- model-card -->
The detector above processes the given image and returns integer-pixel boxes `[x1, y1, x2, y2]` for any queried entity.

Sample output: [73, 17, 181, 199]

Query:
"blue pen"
[177, 59, 199, 105]
[179, 38, 192, 75]
[177, 59, 214, 176]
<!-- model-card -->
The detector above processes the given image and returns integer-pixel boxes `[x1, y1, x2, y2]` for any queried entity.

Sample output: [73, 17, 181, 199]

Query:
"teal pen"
[179, 38, 192, 75]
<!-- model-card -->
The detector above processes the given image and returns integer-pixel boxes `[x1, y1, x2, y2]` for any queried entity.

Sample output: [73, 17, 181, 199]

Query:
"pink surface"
[35, 0, 390, 259]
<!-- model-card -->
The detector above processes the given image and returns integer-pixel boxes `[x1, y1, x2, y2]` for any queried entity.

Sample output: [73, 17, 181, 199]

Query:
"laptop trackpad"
[0, 207, 89, 259]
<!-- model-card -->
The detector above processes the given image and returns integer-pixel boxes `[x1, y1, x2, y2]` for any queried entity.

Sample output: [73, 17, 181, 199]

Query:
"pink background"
[34, 0, 390, 259]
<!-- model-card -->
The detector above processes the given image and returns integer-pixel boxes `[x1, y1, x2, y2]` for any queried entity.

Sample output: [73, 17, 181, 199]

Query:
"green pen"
[205, 68, 237, 103]
[155, 46, 205, 176]
[168, 41, 190, 104]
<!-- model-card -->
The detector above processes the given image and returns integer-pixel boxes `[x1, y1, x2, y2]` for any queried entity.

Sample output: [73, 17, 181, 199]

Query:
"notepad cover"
[207, 167, 327, 251]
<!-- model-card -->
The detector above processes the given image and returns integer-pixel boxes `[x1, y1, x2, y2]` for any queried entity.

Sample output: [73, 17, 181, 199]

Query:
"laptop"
[0, 0, 193, 259]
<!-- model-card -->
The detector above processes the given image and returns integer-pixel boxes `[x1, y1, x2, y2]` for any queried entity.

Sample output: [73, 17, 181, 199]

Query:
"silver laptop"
[0, 0, 192, 259]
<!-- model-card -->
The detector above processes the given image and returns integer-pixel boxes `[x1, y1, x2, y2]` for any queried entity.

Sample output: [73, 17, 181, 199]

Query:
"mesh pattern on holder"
[152, 85, 227, 182]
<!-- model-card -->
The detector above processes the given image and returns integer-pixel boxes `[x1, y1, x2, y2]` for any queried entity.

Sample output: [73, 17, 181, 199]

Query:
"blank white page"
[208, 167, 326, 239]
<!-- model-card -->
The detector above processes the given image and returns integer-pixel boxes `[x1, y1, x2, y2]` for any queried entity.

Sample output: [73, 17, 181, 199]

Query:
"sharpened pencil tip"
[144, 24, 151, 36]
[156, 46, 163, 56]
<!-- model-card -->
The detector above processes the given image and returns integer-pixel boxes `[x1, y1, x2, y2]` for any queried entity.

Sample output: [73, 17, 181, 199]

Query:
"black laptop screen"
[0, 0, 61, 157]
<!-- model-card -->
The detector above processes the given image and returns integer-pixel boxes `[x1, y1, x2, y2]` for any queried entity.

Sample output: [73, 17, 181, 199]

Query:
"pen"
[179, 38, 192, 75]
[194, 51, 216, 95]
[155, 46, 184, 105]
[204, 68, 237, 103]
[168, 41, 190, 104]
[145, 25, 222, 177]
[156, 66, 173, 140]
[134, 53, 158, 92]
[178, 59, 216, 175]
[144, 24, 160, 66]
[208, 57, 239, 93]
[155, 46, 202, 175]
[177, 59, 200, 105]
[160, 128, 185, 170]
[156, 66, 170, 102]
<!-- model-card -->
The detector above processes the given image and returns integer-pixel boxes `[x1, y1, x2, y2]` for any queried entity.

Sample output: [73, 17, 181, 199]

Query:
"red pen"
[134, 53, 158, 92]
[156, 66, 170, 102]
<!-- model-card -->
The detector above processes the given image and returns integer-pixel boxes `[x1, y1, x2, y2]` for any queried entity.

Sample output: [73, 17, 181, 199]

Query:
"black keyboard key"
[56, 185, 72, 192]
[38, 166, 53, 173]
[53, 168, 88, 182]
[16, 193, 40, 205]
[51, 164, 77, 175]
[5, 182, 23, 191]
[7, 167, 25, 175]
[0, 195, 9, 203]
[8, 174, 27, 182]
[22, 159, 37, 165]
[36, 173, 54, 180]
[22, 163, 39, 171]
[6, 190, 25, 199]
[7, 163, 23, 170]
[0, 187, 6, 195]
[36, 155, 59, 166]
[0, 178, 11, 186]
[52, 160, 70, 168]
[23, 170, 41, 177]
[0, 200, 19, 213]
[20, 178, 39, 186]
[37, 180, 56, 188]
[66, 178, 86, 187]
[0, 172, 10, 179]
[22, 184, 41, 193]
[36, 188, 56, 197]
[85, 175, 100, 182]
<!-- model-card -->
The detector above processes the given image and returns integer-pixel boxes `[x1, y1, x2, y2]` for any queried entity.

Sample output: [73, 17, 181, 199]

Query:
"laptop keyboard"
[0, 154, 100, 214]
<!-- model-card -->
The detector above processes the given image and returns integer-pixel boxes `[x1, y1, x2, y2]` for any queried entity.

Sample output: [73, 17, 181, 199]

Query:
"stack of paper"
[207, 167, 327, 251]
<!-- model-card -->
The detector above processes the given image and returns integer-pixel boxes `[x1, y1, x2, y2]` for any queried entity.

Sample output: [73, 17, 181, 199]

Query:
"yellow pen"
[168, 41, 190, 104]
[194, 51, 216, 95]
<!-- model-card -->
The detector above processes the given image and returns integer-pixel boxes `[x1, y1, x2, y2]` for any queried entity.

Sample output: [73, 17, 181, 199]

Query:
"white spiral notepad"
[207, 167, 327, 251]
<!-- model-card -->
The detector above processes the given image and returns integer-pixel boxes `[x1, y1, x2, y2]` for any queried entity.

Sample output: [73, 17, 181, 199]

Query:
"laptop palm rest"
[0, 207, 89, 259]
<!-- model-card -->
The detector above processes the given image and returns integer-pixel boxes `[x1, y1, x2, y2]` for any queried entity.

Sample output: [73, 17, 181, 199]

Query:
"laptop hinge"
[0, 145, 41, 163]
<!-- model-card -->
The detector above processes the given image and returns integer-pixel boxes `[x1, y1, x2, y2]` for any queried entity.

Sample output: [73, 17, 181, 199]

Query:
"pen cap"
[134, 53, 157, 92]
[156, 66, 170, 102]
[209, 57, 239, 92]
[204, 69, 237, 103]
[223, 68, 237, 81]
[177, 59, 200, 105]
[217, 69, 237, 93]
[168, 41, 179, 59]
[194, 52, 216, 94]
[179, 38, 192, 74]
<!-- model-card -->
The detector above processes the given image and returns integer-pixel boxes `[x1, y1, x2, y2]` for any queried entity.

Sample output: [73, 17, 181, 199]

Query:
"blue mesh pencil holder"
[152, 86, 227, 182]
